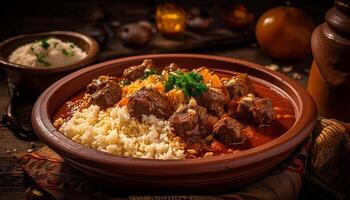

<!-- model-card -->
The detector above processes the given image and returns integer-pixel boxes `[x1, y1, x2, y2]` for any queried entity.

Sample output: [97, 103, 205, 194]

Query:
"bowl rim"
[0, 31, 99, 74]
[32, 53, 317, 174]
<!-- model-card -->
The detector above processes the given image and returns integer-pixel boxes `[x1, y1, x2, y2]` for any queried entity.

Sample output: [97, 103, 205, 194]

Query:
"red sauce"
[53, 73, 295, 157]
[245, 83, 295, 148]
[54, 91, 86, 120]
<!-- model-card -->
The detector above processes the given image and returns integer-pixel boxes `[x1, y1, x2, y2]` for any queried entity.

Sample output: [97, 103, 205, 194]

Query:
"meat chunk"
[164, 63, 179, 72]
[196, 88, 226, 116]
[169, 99, 216, 143]
[123, 59, 154, 82]
[223, 74, 255, 99]
[162, 63, 189, 75]
[213, 117, 246, 145]
[169, 107, 199, 139]
[236, 94, 276, 125]
[86, 76, 118, 94]
[128, 88, 173, 120]
[86, 76, 122, 109]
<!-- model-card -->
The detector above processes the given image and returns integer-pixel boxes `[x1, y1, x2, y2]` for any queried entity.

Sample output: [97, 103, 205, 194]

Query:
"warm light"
[156, 3, 186, 35]
[263, 17, 274, 26]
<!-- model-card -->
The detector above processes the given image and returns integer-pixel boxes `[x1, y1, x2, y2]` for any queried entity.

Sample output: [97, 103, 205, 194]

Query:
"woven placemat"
[305, 119, 350, 200]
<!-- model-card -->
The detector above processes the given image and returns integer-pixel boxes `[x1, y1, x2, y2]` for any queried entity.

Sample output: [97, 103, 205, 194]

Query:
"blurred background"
[0, 0, 333, 63]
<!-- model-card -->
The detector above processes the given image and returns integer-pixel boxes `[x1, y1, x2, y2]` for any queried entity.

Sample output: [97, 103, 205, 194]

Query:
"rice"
[8, 37, 87, 67]
[58, 105, 185, 159]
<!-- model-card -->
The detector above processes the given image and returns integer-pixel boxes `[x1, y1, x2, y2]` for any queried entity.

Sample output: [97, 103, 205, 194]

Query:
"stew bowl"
[0, 31, 99, 96]
[32, 54, 317, 192]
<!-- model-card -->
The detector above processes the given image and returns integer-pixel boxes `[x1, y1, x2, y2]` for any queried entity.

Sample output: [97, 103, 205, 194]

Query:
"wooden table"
[0, 46, 314, 199]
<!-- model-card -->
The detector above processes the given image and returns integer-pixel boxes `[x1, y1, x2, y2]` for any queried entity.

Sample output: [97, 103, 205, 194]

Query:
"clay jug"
[308, 0, 350, 122]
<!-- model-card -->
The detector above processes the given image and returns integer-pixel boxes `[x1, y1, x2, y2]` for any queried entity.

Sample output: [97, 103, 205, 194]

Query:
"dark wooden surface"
[0, 46, 314, 199]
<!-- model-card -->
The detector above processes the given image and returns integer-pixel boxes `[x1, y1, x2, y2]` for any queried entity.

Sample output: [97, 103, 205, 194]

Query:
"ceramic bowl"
[32, 54, 317, 192]
[0, 31, 99, 96]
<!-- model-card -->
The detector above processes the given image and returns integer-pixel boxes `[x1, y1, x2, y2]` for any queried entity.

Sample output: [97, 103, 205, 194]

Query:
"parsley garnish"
[62, 49, 74, 56]
[120, 80, 130, 86]
[142, 68, 157, 79]
[165, 70, 183, 91]
[40, 37, 52, 49]
[35, 53, 51, 67]
[165, 71, 207, 97]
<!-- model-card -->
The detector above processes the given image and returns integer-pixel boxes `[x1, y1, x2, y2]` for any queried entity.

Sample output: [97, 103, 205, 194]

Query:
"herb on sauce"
[62, 49, 75, 57]
[165, 71, 207, 97]
[35, 53, 51, 67]
[142, 68, 157, 79]
[40, 37, 52, 49]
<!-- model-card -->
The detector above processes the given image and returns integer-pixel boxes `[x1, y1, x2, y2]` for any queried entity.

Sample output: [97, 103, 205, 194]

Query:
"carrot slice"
[198, 68, 222, 88]
[118, 97, 129, 106]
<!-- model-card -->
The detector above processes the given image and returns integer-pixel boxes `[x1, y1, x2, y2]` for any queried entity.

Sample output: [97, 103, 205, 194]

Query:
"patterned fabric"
[14, 134, 313, 200]
[306, 119, 350, 200]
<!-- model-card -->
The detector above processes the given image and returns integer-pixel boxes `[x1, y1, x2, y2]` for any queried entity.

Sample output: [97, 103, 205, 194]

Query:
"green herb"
[35, 53, 51, 67]
[35, 52, 44, 60]
[62, 49, 75, 57]
[120, 79, 130, 86]
[164, 71, 182, 91]
[142, 68, 157, 79]
[164, 70, 185, 91]
[40, 37, 52, 49]
[165, 71, 207, 97]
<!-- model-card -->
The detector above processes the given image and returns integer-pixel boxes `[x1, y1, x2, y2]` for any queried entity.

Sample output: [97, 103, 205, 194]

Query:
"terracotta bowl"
[0, 31, 99, 96]
[32, 54, 317, 193]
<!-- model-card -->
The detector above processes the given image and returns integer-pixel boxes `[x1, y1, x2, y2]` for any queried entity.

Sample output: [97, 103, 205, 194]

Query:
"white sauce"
[8, 37, 87, 67]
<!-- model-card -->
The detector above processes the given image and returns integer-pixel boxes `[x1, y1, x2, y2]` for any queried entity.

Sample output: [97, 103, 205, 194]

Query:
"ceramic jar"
[307, 0, 350, 122]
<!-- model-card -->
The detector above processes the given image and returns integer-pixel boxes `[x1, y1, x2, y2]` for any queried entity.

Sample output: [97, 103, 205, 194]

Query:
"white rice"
[8, 38, 87, 67]
[58, 105, 185, 159]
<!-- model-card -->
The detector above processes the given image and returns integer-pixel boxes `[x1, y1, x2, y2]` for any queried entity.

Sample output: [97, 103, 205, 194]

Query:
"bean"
[276, 114, 282, 120]
[274, 107, 283, 112]
[204, 152, 214, 158]
[283, 114, 294, 119]
[187, 149, 198, 155]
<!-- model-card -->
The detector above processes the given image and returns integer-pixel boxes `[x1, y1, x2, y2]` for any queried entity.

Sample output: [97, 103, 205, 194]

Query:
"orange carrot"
[198, 68, 222, 88]
[118, 97, 129, 106]
[210, 73, 222, 88]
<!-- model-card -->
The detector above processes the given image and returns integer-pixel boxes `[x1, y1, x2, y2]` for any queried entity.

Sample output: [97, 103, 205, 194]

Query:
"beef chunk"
[223, 74, 255, 99]
[169, 99, 215, 143]
[128, 88, 173, 120]
[162, 63, 189, 75]
[123, 59, 154, 82]
[164, 63, 179, 72]
[213, 117, 246, 145]
[196, 88, 226, 116]
[236, 95, 276, 125]
[86, 76, 122, 109]
[86, 76, 117, 94]
[169, 107, 199, 139]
